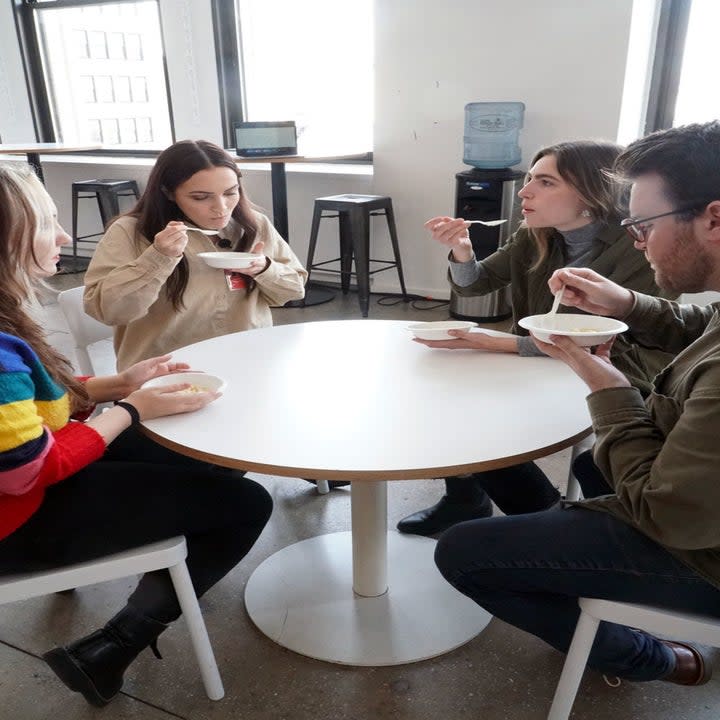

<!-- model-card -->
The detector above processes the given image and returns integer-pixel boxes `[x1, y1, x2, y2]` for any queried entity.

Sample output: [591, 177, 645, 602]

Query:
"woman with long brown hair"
[84, 139, 306, 370]
[398, 140, 673, 536]
[0, 163, 272, 706]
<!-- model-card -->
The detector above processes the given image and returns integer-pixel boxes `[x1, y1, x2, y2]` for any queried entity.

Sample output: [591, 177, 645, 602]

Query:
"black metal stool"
[306, 194, 408, 317]
[69, 179, 140, 268]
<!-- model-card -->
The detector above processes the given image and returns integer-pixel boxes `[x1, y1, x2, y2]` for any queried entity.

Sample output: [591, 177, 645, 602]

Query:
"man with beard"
[434, 121, 720, 687]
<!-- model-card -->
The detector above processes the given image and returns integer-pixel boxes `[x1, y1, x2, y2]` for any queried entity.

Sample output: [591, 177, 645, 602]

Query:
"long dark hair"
[526, 140, 626, 269]
[128, 140, 258, 309]
[0, 163, 90, 412]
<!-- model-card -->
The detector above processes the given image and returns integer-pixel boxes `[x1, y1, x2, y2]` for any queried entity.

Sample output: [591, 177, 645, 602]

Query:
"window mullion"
[13, 0, 56, 141]
[644, 0, 692, 133]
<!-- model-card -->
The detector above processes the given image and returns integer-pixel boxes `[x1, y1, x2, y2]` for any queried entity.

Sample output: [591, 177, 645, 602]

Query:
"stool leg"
[305, 203, 324, 286]
[338, 211, 354, 295]
[98, 188, 121, 228]
[71, 188, 79, 261]
[350, 207, 371, 317]
[384, 202, 408, 300]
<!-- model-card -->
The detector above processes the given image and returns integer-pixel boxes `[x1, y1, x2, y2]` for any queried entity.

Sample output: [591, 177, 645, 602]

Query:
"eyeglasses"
[620, 203, 708, 242]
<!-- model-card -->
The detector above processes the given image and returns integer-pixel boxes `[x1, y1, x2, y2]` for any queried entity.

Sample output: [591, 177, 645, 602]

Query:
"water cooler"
[449, 168, 525, 322]
[449, 100, 526, 322]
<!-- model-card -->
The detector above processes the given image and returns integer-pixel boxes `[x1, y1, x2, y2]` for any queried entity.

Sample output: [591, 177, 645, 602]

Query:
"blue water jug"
[463, 101, 525, 169]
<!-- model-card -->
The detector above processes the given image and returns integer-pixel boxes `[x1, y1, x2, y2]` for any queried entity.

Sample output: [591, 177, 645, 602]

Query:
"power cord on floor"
[375, 292, 450, 311]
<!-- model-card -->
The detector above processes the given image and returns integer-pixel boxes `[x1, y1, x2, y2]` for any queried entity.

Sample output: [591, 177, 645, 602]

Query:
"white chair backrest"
[57, 286, 114, 375]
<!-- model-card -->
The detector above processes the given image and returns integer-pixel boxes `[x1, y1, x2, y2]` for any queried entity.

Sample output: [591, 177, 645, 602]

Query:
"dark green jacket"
[449, 225, 674, 395]
[581, 294, 720, 588]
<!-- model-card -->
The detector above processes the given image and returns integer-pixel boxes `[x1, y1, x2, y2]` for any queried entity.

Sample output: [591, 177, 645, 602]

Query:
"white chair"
[547, 597, 720, 719]
[0, 536, 224, 701]
[57, 285, 114, 375]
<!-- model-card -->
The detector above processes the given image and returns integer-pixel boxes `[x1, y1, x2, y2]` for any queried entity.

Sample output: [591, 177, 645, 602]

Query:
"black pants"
[449, 449, 611, 516]
[0, 428, 272, 623]
[447, 461, 560, 515]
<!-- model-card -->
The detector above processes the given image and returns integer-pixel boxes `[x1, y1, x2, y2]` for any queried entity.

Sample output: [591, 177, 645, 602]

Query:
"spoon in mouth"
[466, 219, 508, 227]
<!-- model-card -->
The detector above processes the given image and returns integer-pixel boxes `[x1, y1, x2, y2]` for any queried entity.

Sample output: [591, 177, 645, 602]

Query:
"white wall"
[0, 0, 635, 298]
[0, 2, 36, 141]
[373, 0, 634, 298]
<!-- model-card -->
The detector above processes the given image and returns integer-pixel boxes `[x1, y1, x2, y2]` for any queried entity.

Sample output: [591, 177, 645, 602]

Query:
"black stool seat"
[68, 179, 140, 270]
[306, 194, 408, 317]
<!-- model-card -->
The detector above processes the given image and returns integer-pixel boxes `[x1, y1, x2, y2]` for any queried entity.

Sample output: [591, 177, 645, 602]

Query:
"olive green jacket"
[580, 293, 720, 589]
[449, 225, 674, 394]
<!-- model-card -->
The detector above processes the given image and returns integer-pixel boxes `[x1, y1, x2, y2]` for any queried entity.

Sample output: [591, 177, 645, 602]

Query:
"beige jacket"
[83, 212, 307, 369]
[579, 293, 720, 588]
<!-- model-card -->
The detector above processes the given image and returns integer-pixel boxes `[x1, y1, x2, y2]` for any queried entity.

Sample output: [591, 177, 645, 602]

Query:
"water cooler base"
[449, 290, 512, 323]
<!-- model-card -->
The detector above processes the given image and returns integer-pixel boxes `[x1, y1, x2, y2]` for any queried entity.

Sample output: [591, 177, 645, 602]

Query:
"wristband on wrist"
[115, 401, 141, 426]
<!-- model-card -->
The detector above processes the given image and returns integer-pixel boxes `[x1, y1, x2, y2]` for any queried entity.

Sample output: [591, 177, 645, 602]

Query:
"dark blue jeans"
[434, 506, 720, 681]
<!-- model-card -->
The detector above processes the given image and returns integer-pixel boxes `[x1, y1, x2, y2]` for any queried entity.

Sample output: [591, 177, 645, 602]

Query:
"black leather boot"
[397, 476, 493, 536]
[43, 604, 167, 707]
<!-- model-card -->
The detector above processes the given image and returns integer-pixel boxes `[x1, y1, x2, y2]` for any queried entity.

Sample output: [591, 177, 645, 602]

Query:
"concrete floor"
[2, 275, 717, 719]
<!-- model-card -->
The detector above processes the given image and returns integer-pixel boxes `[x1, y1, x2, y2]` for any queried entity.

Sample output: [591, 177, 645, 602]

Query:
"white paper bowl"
[141, 371, 227, 394]
[408, 320, 477, 340]
[197, 251, 263, 270]
[518, 313, 628, 347]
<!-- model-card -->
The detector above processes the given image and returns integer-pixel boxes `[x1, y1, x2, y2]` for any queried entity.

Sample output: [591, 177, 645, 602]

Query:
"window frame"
[12, 0, 176, 157]
[212, 0, 372, 164]
[643, 0, 692, 133]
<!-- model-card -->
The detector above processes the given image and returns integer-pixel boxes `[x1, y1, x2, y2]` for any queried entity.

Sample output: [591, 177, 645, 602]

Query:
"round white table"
[142, 320, 592, 666]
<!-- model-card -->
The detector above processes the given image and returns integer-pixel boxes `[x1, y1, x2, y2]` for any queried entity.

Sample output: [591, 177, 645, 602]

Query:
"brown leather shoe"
[660, 640, 712, 685]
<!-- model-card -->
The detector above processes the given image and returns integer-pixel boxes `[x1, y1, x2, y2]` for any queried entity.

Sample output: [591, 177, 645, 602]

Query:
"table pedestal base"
[245, 530, 491, 666]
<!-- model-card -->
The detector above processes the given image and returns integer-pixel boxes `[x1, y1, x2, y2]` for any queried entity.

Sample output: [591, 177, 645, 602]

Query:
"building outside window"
[21, 0, 172, 151]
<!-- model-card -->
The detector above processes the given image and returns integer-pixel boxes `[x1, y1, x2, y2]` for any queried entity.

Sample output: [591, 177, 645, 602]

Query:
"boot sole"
[43, 647, 114, 707]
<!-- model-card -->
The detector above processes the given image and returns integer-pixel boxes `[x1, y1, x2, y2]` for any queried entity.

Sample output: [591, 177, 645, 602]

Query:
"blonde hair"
[526, 140, 625, 269]
[0, 163, 90, 411]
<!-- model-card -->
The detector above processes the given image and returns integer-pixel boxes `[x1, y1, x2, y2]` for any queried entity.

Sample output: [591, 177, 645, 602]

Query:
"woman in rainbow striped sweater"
[0, 163, 273, 706]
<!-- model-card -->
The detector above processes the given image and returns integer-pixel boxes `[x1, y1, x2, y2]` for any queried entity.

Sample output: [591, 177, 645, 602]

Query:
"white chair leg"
[547, 611, 599, 720]
[168, 561, 225, 700]
[316, 480, 330, 494]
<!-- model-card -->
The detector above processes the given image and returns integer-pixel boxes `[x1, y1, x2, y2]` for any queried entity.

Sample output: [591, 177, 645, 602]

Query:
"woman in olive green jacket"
[398, 140, 672, 537]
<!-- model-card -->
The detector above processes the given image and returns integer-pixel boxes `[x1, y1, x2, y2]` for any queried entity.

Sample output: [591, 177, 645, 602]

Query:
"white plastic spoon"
[466, 219, 508, 226]
[185, 226, 220, 235]
[544, 286, 565, 330]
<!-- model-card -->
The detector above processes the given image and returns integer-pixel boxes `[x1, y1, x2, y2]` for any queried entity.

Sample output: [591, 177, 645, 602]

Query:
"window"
[672, 0, 720, 125]
[15, 0, 172, 151]
[219, 0, 373, 157]
[619, 0, 719, 143]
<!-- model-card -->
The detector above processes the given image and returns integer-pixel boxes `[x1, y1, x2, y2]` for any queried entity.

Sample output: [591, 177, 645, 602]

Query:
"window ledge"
[2, 153, 373, 177]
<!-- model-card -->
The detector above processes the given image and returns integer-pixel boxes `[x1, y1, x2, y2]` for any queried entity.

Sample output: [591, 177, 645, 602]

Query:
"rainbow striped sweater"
[0, 332, 106, 541]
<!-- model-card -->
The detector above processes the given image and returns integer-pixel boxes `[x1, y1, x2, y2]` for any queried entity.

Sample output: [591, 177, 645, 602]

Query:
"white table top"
[142, 319, 593, 665]
[143, 319, 591, 479]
